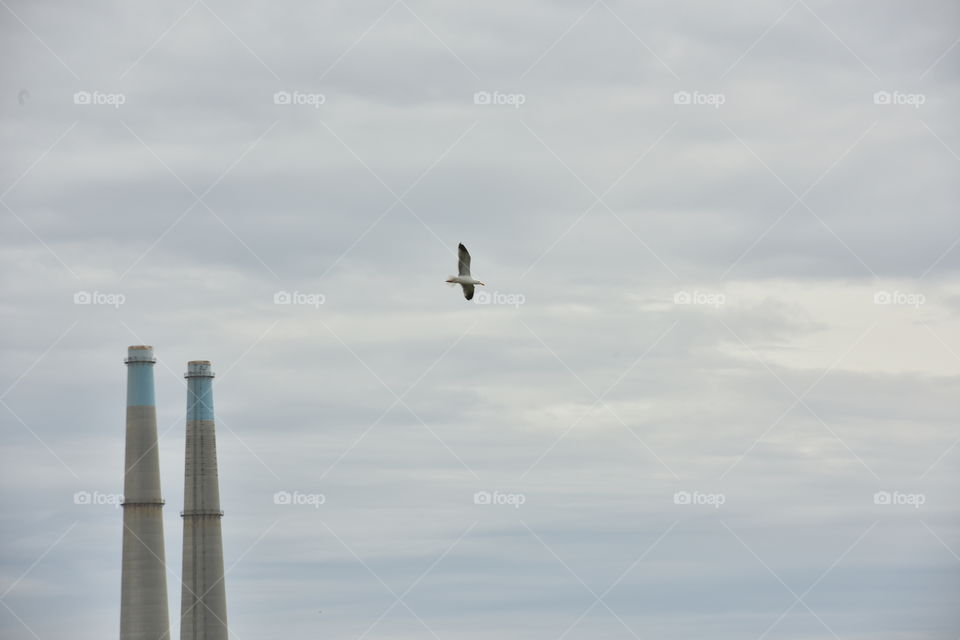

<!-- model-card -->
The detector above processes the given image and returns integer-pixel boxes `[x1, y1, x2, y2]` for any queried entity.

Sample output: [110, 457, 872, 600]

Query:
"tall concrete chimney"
[179, 361, 228, 640]
[120, 345, 171, 640]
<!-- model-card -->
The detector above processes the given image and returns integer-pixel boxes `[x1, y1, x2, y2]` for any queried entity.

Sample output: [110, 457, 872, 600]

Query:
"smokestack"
[179, 361, 228, 640]
[120, 346, 171, 640]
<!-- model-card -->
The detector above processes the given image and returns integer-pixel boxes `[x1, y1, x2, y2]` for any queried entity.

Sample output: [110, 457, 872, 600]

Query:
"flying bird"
[446, 243, 485, 300]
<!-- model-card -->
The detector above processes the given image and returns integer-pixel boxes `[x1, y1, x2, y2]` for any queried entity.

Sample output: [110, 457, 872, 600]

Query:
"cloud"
[2, 1, 959, 638]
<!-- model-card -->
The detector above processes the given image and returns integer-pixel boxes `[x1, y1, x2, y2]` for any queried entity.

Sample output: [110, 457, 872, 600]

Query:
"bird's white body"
[447, 275, 483, 285]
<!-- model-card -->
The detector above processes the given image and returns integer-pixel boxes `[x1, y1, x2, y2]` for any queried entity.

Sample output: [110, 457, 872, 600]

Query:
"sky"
[1, 0, 959, 638]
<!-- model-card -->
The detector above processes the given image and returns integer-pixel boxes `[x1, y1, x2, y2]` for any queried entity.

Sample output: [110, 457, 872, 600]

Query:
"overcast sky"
[2, 1, 959, 638]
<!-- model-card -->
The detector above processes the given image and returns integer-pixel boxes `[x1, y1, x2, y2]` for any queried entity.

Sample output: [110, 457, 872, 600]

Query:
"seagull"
[446, 243, 485, 300]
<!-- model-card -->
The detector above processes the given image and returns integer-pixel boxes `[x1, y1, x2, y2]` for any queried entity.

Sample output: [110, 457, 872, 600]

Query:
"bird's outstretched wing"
[461, 283, 475, 300]
[458, 243, 472, 277]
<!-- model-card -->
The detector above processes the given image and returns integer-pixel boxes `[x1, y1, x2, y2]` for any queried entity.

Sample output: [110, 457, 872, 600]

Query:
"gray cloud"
[2, 0, 959, 638]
